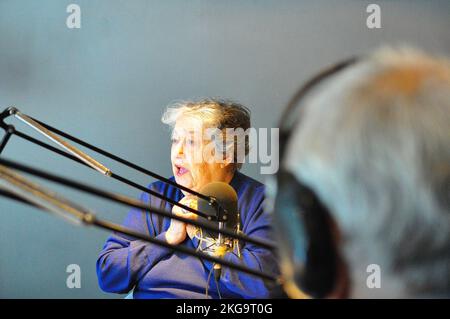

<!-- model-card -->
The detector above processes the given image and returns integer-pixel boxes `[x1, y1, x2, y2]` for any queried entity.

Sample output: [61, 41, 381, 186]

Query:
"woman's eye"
[171, 137, 179, 144]
[187, 139, 195, 146]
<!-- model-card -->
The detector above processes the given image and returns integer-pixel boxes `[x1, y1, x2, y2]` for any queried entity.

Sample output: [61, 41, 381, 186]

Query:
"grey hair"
[161, 98, 251, 170]
[285, 47, 450, 297]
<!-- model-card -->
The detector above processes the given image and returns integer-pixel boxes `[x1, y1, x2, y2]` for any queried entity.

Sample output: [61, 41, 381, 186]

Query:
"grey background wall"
[0, 0, 449, 298]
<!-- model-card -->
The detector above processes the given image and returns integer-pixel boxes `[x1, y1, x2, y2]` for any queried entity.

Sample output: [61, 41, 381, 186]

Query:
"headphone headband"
[273, 57, 359, 298]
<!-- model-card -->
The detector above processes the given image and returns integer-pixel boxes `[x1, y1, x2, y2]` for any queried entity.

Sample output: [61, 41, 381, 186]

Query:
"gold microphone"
[194, 182, 241, 281]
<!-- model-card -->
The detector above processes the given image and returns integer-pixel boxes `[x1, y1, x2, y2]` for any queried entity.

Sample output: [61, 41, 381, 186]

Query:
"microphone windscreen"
[197, 182, 238, 238]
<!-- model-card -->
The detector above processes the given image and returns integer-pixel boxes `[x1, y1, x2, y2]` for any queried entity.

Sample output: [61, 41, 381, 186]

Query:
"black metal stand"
[0, 107, 216, 218]
[0, 107, 278, 282]
[0, 185, 275, 282]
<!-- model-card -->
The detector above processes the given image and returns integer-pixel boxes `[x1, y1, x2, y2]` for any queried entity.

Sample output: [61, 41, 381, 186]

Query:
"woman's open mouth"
[175, 165, 189, 177]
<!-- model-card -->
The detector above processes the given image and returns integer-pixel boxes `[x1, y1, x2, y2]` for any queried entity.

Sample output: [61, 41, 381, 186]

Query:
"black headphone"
[272, 57, 359, 298]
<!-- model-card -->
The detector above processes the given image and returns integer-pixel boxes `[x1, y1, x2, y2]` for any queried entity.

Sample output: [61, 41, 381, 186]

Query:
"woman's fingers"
[174, 210, 198, 221]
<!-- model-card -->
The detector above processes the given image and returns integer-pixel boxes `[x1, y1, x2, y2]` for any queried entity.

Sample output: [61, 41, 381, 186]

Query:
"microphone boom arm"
[0, 157, 275, 250]
[0, 163, 277, 282]
[13, 108, 112, 176]
[0, 107, 221, 219]
[0, 107, 276, 249]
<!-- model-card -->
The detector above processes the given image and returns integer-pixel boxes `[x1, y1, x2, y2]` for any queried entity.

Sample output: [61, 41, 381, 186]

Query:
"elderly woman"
[96, 98, 280, 298]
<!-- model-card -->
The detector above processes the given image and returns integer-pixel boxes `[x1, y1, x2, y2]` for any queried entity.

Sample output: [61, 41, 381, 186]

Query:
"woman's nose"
[174, 140, 184, 155]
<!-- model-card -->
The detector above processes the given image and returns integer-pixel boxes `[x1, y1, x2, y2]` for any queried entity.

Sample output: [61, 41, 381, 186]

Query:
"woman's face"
[170, 115, 234, 194]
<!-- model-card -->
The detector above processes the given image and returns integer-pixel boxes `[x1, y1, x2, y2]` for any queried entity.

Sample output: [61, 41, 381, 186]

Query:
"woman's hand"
[165, 196, 198, 245]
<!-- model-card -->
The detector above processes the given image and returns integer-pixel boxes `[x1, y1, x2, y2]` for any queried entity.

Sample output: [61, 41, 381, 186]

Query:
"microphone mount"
[0, 107, 275, 250]
[0, 106, 278, 281]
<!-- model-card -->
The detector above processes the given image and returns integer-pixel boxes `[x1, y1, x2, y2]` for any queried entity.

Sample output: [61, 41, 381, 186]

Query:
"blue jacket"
[96, 171, 280, 298]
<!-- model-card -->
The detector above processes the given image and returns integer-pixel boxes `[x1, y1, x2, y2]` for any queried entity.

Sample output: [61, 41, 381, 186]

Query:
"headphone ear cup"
[275, 171, 337, 298]
[296, 182, 337, 297]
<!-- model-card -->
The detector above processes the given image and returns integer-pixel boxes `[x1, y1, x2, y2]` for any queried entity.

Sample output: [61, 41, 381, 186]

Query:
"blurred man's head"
[281, 48, 450, 298]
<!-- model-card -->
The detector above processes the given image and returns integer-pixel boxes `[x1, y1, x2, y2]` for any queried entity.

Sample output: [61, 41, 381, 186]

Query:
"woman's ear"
[220, 156, 234, 169]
